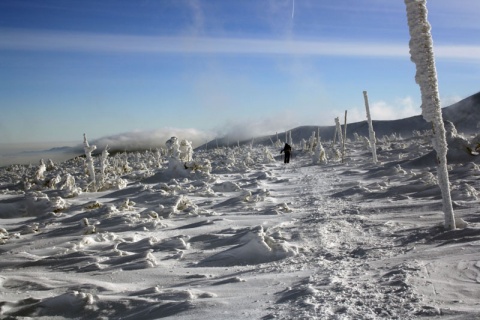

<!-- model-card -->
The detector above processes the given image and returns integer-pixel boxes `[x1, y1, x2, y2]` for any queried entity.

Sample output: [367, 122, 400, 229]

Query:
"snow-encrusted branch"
[405, 0, 455, 230]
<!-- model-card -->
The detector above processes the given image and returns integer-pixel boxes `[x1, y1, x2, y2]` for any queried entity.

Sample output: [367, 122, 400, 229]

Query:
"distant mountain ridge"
[199, 91, 480, 149]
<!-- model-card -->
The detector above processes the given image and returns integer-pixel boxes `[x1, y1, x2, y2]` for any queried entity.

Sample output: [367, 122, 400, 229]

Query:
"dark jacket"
[281, 143, 292, 154]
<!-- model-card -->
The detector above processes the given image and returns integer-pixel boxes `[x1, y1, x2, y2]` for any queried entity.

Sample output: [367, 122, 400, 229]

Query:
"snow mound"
[198, 226, 298, 266]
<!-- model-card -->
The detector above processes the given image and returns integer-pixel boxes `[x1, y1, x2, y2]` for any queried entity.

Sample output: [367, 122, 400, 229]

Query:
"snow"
[2, 126, 480, 319]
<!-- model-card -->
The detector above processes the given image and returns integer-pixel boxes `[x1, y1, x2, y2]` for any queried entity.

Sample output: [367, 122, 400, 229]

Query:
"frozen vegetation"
[2, 123, 480, 319]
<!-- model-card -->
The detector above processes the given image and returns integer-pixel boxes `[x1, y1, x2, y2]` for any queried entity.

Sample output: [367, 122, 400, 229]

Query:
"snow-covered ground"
[1, 128, 480, 319]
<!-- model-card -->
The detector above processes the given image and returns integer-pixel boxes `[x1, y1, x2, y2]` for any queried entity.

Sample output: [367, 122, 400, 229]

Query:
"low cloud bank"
[214, 114, 300, 144]
[84, 128, 214, 153]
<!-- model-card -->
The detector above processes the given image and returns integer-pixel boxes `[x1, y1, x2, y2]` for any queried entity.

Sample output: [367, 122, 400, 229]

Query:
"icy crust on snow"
[2, 130, 480, 318]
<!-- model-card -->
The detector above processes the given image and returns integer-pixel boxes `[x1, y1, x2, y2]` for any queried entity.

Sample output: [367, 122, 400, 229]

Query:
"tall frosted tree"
[83, 133, 97, 189]
[334, 117, 343, 146]
[363, 91, 378, 164]
[405, 0, 455, 230]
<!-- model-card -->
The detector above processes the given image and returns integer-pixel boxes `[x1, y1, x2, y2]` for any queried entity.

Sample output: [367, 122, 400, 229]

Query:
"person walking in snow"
[280, 143, 292, 163]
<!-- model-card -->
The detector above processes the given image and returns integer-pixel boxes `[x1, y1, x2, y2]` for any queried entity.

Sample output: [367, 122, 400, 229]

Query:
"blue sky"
[1, 0, 480, 146]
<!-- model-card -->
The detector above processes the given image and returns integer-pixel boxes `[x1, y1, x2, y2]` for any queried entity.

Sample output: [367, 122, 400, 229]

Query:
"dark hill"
[197, 91, 480, 149]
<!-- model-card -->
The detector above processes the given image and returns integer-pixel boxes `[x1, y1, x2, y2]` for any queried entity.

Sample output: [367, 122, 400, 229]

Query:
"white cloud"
[87, 128, 214, 151]
[0, 29, 407, 57]
[332, 96, 420, 124]
[2, 28, 479, 62]
[440, 95, 462, 107]
[215, 112, 301, 143]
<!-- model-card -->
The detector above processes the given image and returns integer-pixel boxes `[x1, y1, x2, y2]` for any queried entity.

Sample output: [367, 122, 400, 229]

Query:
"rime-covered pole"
[83, 133, 97, 187]
[405, 0, 455, 230]
[334, 117, 343, 146]
[100, 145, 109, 185]
[341, 110, 347, 163]
[363, 91, 378, 164]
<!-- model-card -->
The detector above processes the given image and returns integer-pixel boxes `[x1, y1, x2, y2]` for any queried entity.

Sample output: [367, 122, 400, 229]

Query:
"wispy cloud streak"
[2, 29, 480, 61]
[0, 29, 406, 57]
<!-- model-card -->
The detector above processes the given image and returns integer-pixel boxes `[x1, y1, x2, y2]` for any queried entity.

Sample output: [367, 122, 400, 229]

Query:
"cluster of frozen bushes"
[1, 123, 480, 218]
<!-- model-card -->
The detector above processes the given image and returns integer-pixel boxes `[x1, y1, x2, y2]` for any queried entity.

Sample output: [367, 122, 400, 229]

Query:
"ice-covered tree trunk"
[288, 131, 293, 146]
[363, 91, 378, 164]
[100, 145, 109, 185]
[334, 117, 343, 146]
[405, 0, 455, 230]
[83, 133, 97, 188]
[308, 131, 316, 152]
[341, 111, 347, 163]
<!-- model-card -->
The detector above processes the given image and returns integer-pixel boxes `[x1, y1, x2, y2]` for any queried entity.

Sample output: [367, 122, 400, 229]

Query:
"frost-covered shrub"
[263, 147, 276, 163]
[35, 159, 46, 182]
[0, 228, 10, 244]
[394, 164, 407, 175]
[59, 173, 82, 198]
[46, 159, 56, 171]
[454, 183, 478, 201]
[419, 172, 438, 186]
[166, 137, 180, 158]
[99, 177, 128, 191]
[330, 148, 342, 161]
[173, 195, 198, 215]
[312, 140, 327, 165]
[353, 132, 361, 142]
[185, 158, 212, 177]
[275, 138, 283, 148]
[179, 139, 193, 162]
[361, 136, 371, 149]
[47, 174, 61, 189]
[300, 139, 307, 151]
